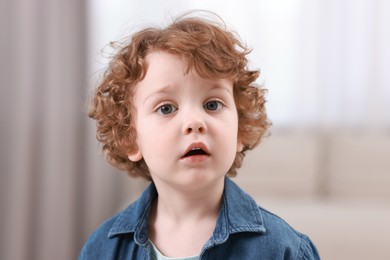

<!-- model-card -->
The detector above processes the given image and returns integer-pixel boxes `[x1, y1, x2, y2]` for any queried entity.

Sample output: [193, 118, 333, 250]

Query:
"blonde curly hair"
[88, 13, 270, 181]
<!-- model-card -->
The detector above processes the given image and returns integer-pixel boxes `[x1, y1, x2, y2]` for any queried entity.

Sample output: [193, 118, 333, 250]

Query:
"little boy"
[80, 12, 320, 260]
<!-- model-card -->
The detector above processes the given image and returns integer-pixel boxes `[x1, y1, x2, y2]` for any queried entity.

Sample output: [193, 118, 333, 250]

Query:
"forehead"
[143, 51, 188, 81]
[134, 51, 233, 96]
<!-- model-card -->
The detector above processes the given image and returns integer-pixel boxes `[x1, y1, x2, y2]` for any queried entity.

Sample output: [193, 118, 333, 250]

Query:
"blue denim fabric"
[79, 178, 320, 259]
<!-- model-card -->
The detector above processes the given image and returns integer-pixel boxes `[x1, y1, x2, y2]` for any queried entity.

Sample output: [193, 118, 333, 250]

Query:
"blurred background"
[1, 0, 389, 259]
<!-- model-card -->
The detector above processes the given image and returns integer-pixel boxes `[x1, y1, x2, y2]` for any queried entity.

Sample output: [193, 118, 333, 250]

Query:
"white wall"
[88, 0, 390, 130]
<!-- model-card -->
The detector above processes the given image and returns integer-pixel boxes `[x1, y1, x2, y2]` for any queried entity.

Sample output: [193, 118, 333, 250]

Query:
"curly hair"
[88, 13, 270, 181]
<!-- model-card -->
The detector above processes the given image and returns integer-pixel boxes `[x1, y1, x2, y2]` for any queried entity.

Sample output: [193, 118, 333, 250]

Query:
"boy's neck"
[152, 178, 225, 223]
[148, 178, 225, 257]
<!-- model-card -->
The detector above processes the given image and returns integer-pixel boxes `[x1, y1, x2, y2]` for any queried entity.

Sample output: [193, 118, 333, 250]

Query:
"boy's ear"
[127, 148, 143, 162]
[237, 138, 244, 152]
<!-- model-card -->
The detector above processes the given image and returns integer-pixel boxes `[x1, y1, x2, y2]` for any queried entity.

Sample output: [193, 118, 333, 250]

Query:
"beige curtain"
[0, 1, 145, 259]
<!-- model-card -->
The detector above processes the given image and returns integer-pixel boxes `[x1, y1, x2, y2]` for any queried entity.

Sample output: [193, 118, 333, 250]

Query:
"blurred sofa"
[235, 130, 390, 260]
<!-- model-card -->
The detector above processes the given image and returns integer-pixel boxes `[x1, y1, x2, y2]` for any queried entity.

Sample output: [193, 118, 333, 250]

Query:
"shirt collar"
[210, 178, 266, 245]
[108, 183, 156, 245]
[108, 177, 266, 244]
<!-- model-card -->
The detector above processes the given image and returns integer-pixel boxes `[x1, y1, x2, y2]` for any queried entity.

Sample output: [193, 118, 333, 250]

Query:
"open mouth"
[182, 148, 210, 158]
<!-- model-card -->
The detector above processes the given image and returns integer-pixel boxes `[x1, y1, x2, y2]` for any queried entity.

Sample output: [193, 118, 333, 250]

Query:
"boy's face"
[128, 51, 242, 191]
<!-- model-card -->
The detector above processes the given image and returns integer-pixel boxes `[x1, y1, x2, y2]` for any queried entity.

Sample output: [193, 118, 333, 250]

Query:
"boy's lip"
[181, 142, 210, 158]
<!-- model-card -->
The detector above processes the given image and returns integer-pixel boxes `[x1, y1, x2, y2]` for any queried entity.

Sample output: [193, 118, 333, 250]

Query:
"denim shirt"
[79, 178, 320, 259]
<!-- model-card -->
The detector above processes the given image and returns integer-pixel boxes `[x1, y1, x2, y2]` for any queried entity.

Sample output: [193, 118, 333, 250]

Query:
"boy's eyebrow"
[143, 82, 233, 103]
[143, 85, 176, 103]
[209, 83, 233, 96]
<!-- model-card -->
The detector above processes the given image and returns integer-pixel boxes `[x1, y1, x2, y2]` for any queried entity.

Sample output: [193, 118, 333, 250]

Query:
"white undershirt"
[149, 240, 200, 260]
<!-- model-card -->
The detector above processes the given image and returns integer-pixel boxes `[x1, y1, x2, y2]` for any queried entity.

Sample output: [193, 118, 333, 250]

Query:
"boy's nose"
[183, 118, 207, 135]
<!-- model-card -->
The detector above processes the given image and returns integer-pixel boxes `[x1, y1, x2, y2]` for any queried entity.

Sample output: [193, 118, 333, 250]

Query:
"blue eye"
[157, 104, 177, 115]
[204, 100, 223, 111]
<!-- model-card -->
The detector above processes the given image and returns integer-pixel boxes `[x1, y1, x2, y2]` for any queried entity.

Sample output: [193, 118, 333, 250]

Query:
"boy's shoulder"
[224, 178, 320, 259]
[225, 179, 296, 236]
[79, 184, 156, 259]
[242, 205, 320, 259]
[256, 205, 316, 250]
[78, 211, 124, 259]
[257, 204, 303, 237]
